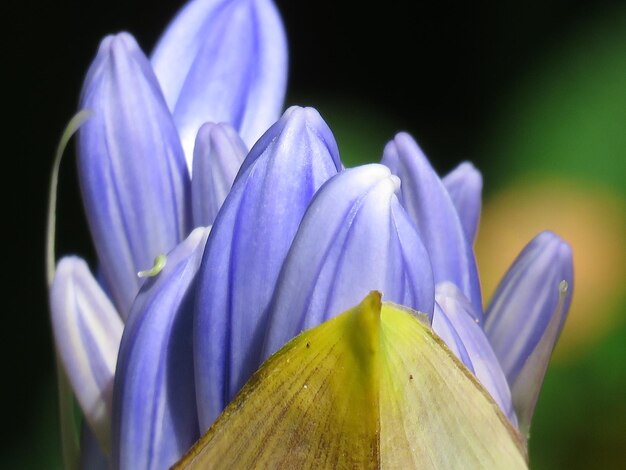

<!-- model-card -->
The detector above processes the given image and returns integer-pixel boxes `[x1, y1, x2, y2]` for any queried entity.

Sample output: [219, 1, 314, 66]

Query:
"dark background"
[4, 0, 624, 467]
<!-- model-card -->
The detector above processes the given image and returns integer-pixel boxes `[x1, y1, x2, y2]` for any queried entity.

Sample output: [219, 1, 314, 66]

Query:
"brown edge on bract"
[173, 294, 528, 468]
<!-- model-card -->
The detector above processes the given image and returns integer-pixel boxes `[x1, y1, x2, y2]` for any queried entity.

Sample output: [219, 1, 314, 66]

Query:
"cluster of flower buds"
[48, 1, 573, 468]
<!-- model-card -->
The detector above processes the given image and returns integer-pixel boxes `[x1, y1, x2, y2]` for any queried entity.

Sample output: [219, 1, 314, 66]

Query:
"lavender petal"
[112, 227, 210, 470]
[50, 256, 123, 453]
[263, 164, 435, 359]
[442, 161, 483, 244]
[78, 32, 191, 316]
[191, 122, 247, 227]
[151, 0, 288, 163]
[381, 132, 483, 316]
[193, 106, 342, 430]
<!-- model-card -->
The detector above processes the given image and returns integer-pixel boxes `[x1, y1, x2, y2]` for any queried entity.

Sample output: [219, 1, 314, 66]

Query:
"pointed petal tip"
[390, 131, 427, 155]
[102, 31, 137, 51]
[536, 229, 574, 258]
[194, 121, 215, 142]
[454, 160, 480, 175]
[392, 130, 414, 142]
[91, 32, 146, 76]
[282, 104, 323, 121]
[275, 106, 332, 139]
[364, 290, 383, 311]
[525, 230, 574, 292]
[444, 161, 483, 194]
[242, 104, 342, 176]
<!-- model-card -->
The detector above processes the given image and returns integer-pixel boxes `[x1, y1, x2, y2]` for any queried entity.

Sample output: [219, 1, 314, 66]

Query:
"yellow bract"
[175, 292, 527, 469]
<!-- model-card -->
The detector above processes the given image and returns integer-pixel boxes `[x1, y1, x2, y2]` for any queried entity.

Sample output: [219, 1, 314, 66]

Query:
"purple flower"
[49, 0, 573, 468]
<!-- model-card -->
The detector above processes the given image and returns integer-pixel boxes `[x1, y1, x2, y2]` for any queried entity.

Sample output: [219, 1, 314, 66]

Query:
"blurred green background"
[5, 0, 626, 468]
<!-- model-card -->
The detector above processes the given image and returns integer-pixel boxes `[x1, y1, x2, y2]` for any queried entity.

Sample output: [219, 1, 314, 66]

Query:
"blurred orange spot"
[476, 175, 626, 361]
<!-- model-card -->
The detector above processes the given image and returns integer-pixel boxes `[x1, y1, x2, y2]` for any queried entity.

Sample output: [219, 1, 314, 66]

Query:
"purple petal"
[484, 231, 573, 434]
[431, 303, 474, 374]
[435, 282, 517, 425]
[78, 32, 191, 316]
[49, 257, 123, 453]
[262, 164, 434, 359]
[381, 132, 483, 316]
[191, 122, 247, 227]
[442, 162, 483, 244]
[151, 0, 288, 162]
[113, 227, 211, 470]
[194, 106, 342, 430]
